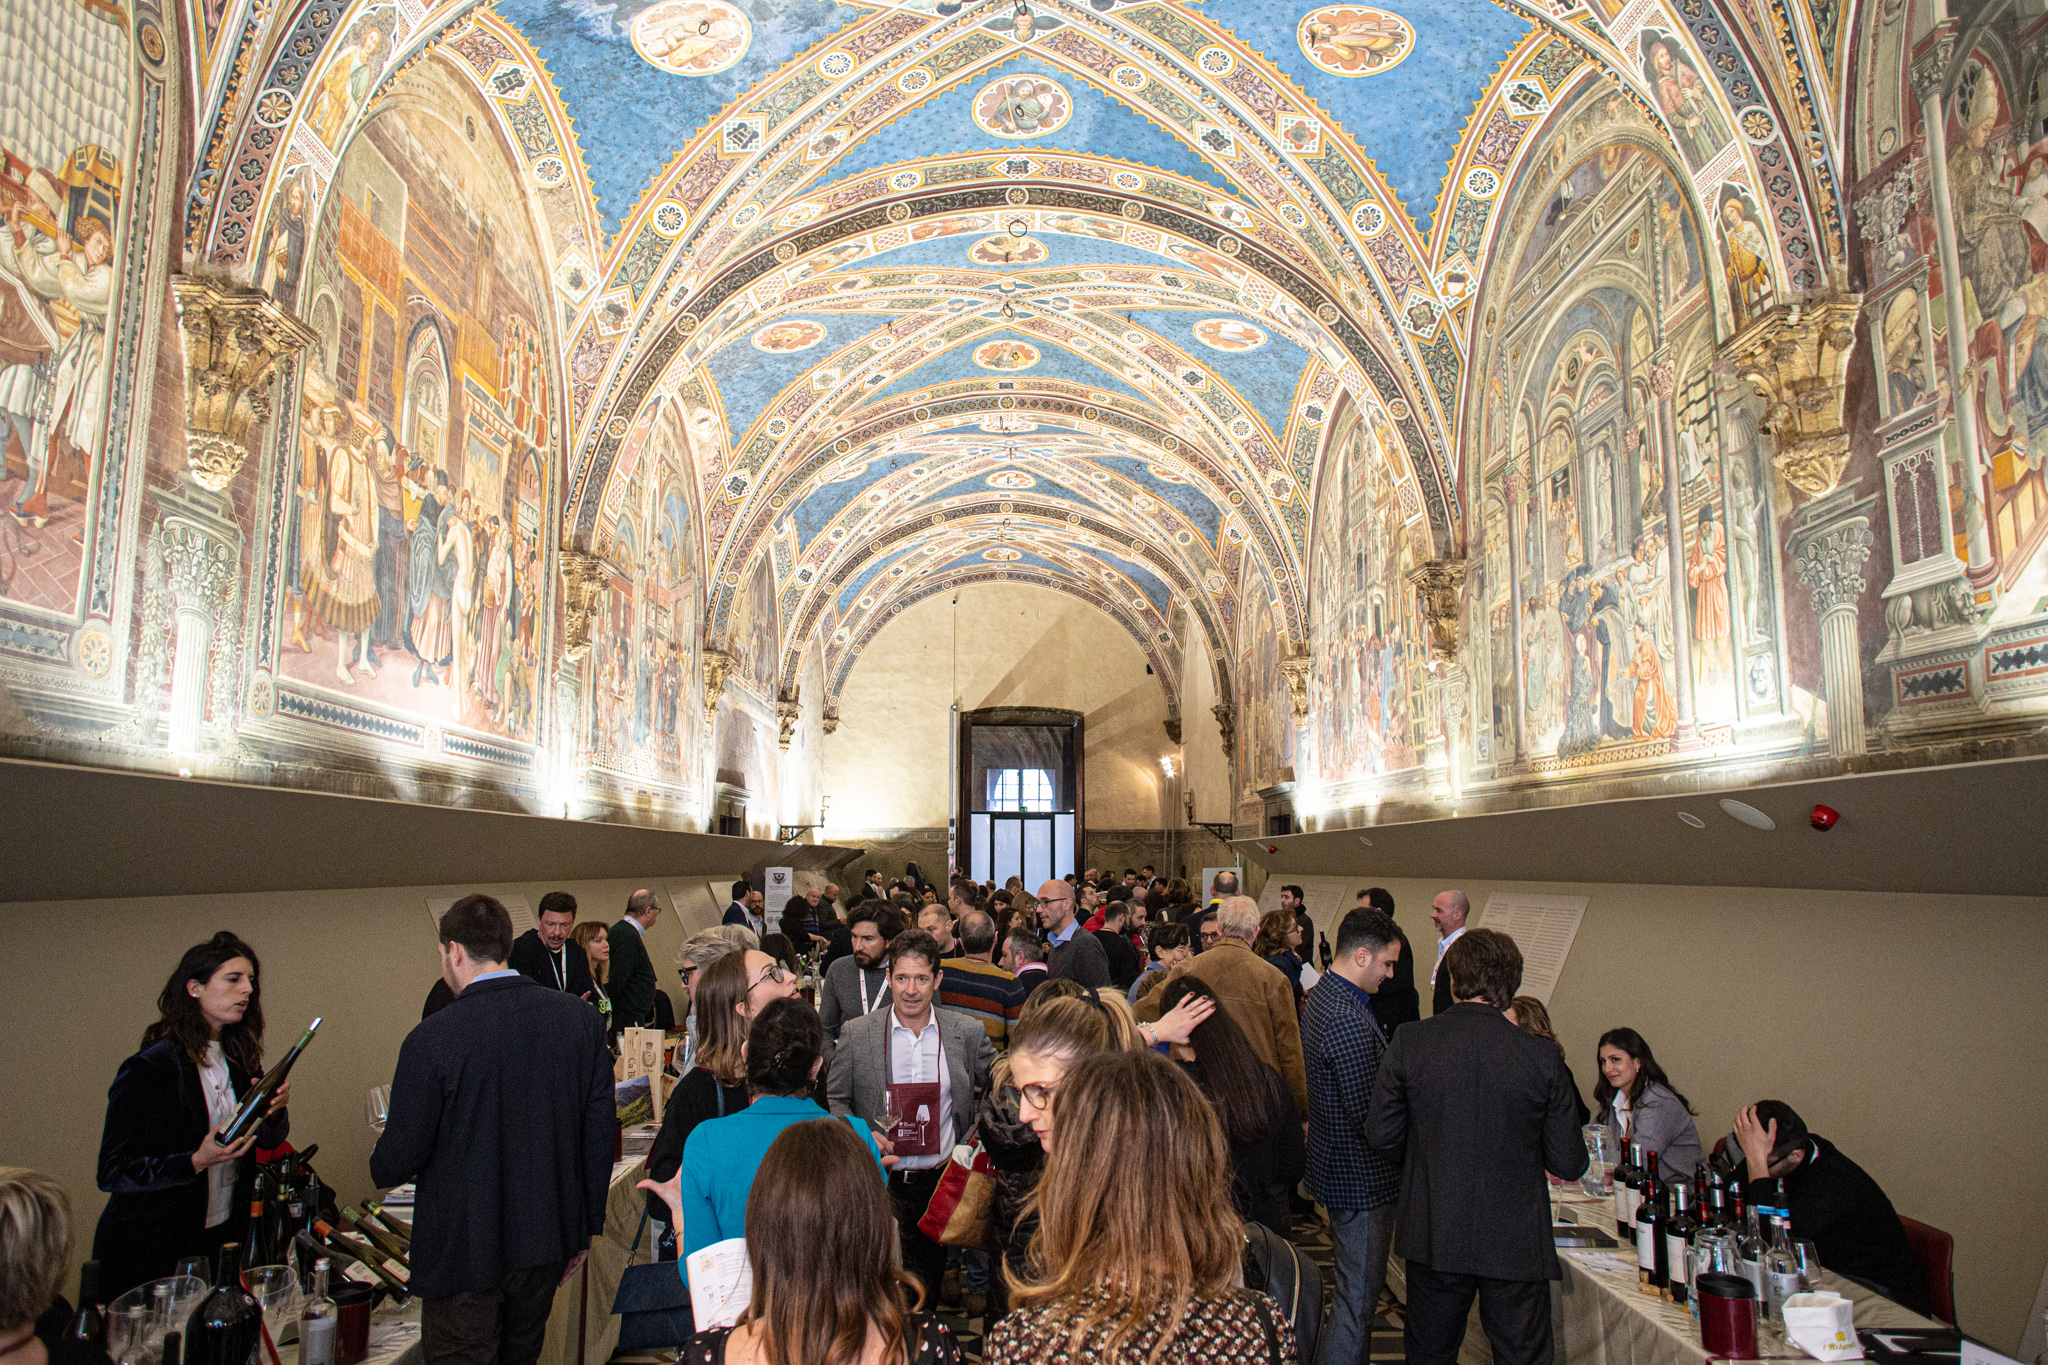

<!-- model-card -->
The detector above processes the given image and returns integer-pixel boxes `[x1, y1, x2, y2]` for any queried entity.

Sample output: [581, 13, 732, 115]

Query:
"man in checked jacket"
[1303, 907, 1406, 1365]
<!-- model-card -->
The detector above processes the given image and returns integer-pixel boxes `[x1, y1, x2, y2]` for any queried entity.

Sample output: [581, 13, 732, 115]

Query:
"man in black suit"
[507, 891, 594, 999]
[1358, 887, 1421, 1032]
[1367, 928, 1586, 1365]
[373, 895, 615, 1365]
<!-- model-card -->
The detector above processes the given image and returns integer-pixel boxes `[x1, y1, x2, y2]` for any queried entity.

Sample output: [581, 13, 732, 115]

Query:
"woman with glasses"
[638, 997, 885, 1258]
[979, 988, 1212, 1322]
[645, 948, 802, 1229]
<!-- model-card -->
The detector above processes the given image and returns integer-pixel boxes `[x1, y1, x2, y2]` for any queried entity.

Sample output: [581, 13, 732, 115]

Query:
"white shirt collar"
[890, 1009, 937, 1037]
[621, 915, 648, 934]
[1437, 923, 1467, 957]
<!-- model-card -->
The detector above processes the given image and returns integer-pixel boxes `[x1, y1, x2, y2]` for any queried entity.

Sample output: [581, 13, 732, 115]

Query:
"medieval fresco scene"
[0, 0, 2039, 840]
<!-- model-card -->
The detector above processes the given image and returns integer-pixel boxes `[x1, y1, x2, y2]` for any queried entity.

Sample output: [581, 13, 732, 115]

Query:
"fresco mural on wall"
[0, 0, 129, 613]
[275, 70, 552, 743]
[587, 400, 703, 793]
[1308, 397, 1421, 785]
[1234, 572, 1295, 812]
[728, 549, 777, 701]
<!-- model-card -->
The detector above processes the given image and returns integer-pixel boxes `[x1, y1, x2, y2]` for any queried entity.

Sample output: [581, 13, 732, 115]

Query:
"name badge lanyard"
[858, 967, 890, 1016]
[549, 946, 567, 991]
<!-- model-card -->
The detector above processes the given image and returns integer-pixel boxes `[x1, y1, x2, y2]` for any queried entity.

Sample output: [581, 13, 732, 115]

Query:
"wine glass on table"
[365, 1086, 390, 1134]
[174, 1257, 211, 1288]
[244, 1266, 299, 1357]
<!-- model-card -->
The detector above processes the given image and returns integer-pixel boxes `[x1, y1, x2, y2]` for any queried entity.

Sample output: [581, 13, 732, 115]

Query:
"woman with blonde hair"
[1, 1167, 111, 1365]
[984, 1050, 1297, 1365]
[570, 921, 615, 1036]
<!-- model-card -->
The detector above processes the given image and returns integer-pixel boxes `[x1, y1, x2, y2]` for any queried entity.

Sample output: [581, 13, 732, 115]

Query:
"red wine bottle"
[216, 1019, 322, 1146]
[68, 1261, 106, 1352]
[185, 1246, 262, 1365]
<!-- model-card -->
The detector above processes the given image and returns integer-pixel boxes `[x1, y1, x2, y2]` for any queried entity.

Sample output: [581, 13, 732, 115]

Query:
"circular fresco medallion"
[972, 76, 1072, 138]
[974, 339, 1040, 371]
[1194, 318, 1268, 352]
[752, 319, 827, 352]
[632, 0, 751, 75]
[969, 233, 1047, 267]
[1298, 6, 1415, 76]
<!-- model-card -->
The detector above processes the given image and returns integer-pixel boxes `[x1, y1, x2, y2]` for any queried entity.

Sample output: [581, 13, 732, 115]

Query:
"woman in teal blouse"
[638, 996, 886, 1257]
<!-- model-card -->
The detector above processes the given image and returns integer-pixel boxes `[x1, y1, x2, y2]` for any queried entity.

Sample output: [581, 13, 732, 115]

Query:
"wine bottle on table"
[340, 1207, 409, 1265]
[364, 1203, 411, 1248]
[1764, 1212, 1802, 1328]
[1317, 932, 1333, 971]
[161, 1331, 182, 1365]
[186, 1246, 262, 1365]
[1634, 1154, 1661, 1295]
[1663, 1181, 1698, 1307]
[68, 1261, 106, 1352]
[311, 1220, 409, 1299]
[1736, 1199, 1767, 1302]
[297, 1260, 337, 1365]
[1612, 1141, 1640, 1241]
[243, 1169, 270, 1270]
[215, 1019, 322, 1147]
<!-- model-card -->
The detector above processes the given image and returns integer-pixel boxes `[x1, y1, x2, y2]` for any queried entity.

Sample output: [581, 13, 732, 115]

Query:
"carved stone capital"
[821, 703, 840, 735]
[1792, 515, 1875, 615]
[776, 689, 801, 751]
[558, 551, 613, 662]
[1211, 699, 1236, 757]
[159, 517, 238, 615]
[702, 647, 734, 732]
[171, 276, 316, 491]
[1909, 33, 1955, 106]
[1277, 641, 1313, 720]
[1163, 713, 1182, 745]
[1721, 294, 1863, 499]
[1649, 359, 1678, 401]
[1404, 558, 1470, 665]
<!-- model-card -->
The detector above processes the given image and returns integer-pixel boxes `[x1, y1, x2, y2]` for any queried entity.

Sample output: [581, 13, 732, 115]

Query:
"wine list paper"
[687, 1237, 753, 1330]
[1473, 892, 1588, 1004]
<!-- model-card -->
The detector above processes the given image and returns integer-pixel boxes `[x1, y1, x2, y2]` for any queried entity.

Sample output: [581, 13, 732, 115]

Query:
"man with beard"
[819, 903, 905, 1044]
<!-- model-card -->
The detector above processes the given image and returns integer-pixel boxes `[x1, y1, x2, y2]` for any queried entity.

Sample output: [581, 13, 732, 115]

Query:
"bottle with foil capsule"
[1663, 1182, 1698, 1306]
[1612, 1141, 1642, 1241]
[1634, 1153, 1662, 1295]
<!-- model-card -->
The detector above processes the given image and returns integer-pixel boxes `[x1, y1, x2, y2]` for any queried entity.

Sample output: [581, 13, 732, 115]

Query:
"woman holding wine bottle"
[1592, 1027, 1701, 1181]
[92, 933, 291, 1298]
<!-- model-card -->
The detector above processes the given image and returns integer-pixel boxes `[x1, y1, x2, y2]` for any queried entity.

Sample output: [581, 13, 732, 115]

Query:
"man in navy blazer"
[1303, 908, 1405, 1365]
[720, 880, 762, 934]
[372, 895, 615, 1365]
[1367, 928, 1587, 1365]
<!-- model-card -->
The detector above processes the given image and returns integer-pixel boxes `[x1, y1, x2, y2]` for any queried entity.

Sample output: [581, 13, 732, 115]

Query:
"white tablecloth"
[1390, 1188, 1943, 1365]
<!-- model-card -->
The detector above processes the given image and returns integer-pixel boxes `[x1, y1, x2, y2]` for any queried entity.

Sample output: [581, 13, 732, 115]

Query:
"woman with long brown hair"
[93, 932, 291, 1297]
[985, 1049, 1298, 1365]
[677, 1117, 956, 1365]
[1157, 975, 1304, 1234]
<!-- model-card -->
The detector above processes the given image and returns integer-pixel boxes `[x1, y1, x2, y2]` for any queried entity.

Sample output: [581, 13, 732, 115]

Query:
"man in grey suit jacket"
[827, 928, 993, 1302]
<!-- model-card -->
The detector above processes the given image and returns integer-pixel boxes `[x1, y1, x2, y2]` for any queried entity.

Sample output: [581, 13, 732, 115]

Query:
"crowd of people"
[0, 871, 1939, 1365]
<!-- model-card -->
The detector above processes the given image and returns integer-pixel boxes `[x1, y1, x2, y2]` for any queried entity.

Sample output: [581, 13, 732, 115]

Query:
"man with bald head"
[1429, 889, 1470, 1017]
[1143, 894, 1308, 1114]
[1037, 878, 1110, 989]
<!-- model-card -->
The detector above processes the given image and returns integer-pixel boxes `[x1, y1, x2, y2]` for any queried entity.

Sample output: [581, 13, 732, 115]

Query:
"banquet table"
[368, 1157, 649, 1365]
[1388, 1188, 1944, 1365]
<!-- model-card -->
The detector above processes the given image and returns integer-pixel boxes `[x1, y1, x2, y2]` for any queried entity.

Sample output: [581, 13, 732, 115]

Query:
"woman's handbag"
[611, 1208, 695, 1348]
[917, 1127, 997, 1248]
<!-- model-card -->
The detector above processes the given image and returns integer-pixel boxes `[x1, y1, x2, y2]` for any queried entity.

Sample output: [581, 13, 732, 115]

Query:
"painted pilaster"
[1790, 483, 1880, 756]
[1651, 359, 1704, 750]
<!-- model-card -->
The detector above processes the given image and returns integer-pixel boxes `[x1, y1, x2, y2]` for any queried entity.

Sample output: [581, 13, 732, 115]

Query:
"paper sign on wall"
[1201, 866, 1243, 903]
[762, 867, 793, 934]
[1472, 892, 1588, 1005]
[425, 894, 536, 939]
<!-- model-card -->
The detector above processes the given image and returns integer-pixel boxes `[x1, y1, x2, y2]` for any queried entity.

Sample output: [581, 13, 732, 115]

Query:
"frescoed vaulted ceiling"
[184, 0, 1852, 717]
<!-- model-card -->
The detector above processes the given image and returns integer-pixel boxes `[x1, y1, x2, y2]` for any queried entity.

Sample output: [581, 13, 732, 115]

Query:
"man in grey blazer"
[827, 928, 993, 1302]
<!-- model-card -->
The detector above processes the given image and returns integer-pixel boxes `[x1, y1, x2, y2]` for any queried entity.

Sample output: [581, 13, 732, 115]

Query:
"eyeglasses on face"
[750, 962, 791, 990]
[1017, 1081, 1059, 1109]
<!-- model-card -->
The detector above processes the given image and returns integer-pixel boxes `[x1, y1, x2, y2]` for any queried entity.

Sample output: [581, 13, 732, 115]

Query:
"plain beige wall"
[0, 875, 736, 1298]
[822, 582, 1173, 832]
[1282, 876, 2048, 1354]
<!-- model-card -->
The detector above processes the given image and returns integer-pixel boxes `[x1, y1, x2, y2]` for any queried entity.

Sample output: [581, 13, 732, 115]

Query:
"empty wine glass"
[1794, 1240, 1822, 1291]
[172, 1257, 210, 1288]
[881, 1088, 900, 1136]
[1580, 1124, 1616, 1197]
[244, 1266, 299, 1348]
[365, 1085, 391, 1134]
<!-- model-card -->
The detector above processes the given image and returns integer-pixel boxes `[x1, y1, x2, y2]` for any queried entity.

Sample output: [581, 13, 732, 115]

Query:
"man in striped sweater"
[936, 909, 1025, 1050]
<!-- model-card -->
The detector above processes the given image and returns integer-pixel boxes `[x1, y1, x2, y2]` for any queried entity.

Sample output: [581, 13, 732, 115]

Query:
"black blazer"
[370, 974, 616, 1297]
[93, 1038, 290, 1296]
[1373, 922, 1422, 1032]
[509, 930, 595, 999]
[1366, 1003, 1587, 1282]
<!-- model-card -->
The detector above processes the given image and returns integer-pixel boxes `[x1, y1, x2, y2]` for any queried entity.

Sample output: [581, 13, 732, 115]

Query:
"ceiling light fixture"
[1718, 798, 1776, 831]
